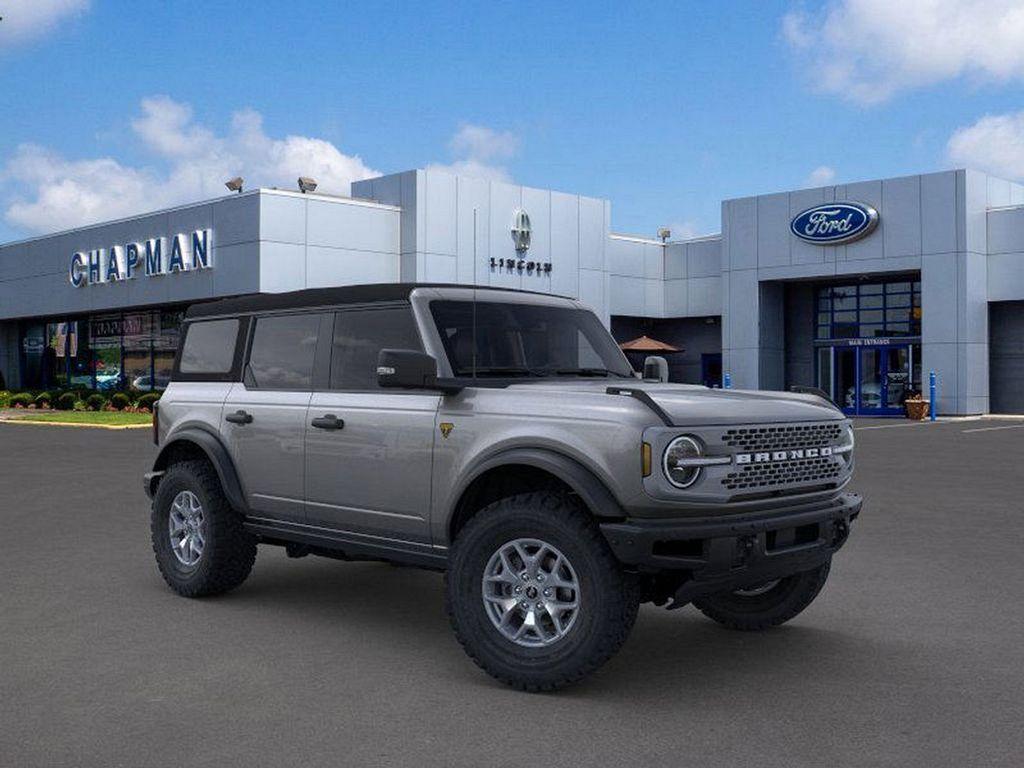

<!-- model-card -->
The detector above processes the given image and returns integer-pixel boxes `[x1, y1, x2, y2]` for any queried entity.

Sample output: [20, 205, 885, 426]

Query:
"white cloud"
[783, 0, 1024, 104]
[1, 95, 379, 234]
[805, 165, 836, 186]
[947, 110, 1024, 178]
[448, 124, 518, 162]
[0, 0, 89, 46]
[427, 123, 518, 181]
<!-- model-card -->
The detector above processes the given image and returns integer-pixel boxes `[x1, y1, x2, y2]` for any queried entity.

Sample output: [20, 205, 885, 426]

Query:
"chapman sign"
[69, 229, 212, 287]
[790, 202, 878, 245]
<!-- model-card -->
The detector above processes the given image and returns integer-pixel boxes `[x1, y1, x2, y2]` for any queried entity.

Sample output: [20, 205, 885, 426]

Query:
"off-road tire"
[151, 459, 257, 597]
[445, 492, 640, 692]
[692, 561, 831, 631]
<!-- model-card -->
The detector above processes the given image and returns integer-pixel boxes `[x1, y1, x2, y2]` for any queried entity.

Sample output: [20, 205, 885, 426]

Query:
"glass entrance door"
[826, 343, 912, 416]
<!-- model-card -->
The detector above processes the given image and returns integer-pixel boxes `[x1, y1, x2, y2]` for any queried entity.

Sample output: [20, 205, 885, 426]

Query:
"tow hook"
[736, 535, 755, 566]
[832, 520, 849, 546]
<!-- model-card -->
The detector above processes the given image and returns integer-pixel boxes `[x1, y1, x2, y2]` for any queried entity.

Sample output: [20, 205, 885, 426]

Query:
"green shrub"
[10, 392, 33, 408]
[0, 391, 10, 408]
[35, 392, 53, 408]
[110, 392, 131, 410]
[136, 392, 161, 411]
[86, 394, 106, 411]
[56, 392, 78, 411]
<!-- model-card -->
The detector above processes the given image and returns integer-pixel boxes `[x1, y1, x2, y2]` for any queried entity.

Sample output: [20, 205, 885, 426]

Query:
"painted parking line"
[854, 422, 932, 431]
[961, 424, 1024, 434]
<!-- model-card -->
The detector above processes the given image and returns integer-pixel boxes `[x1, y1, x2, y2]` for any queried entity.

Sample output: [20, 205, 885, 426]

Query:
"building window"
[18, 306, 188, 391]
[815, 279, 921, 340]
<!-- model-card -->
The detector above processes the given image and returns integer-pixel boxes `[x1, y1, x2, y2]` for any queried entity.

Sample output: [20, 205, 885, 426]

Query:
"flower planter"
[905, 399, 929, 420]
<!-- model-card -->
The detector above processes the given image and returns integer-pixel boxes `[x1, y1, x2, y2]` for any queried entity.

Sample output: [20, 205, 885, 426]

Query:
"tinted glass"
[179, 319, 239, 374]
[248, 314, 319, 389]
[430, 300, 633, 378]
[331, 306, 422, 390]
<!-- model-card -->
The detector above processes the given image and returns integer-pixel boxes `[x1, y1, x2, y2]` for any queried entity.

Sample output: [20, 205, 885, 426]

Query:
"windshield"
[430, 300, 634, 378]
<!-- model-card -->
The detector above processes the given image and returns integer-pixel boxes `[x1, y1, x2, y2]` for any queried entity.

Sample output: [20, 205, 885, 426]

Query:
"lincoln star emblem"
[439, 422, 454, 439]
[510, 209, 531, 253]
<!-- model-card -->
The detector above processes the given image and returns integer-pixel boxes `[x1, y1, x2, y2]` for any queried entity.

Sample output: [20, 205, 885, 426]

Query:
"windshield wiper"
[461, 366, 551, 378]
[554, 367, 628, 378]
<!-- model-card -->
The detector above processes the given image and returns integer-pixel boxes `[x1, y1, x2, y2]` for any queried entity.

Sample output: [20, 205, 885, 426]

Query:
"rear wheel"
[151, 459, 257, 597]
[692, 561, 831, 631]
[446, 492, 639, 692]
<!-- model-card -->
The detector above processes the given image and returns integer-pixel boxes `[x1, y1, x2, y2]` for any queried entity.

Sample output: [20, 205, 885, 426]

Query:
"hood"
[503, 379, 843, 426]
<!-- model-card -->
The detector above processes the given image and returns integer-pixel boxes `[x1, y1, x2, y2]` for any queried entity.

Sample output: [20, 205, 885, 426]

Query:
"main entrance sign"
[790, 202, 878, 245]
[70, 229, 212, 287]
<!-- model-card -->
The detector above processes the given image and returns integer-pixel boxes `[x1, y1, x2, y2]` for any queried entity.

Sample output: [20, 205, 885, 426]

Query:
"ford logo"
[790, 202, 878, 245]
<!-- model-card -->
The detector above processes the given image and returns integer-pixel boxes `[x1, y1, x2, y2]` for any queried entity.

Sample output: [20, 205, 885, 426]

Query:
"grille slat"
[721, 423, 843, 452]
[722, 456, 842, 491]
[718, 422, 847, 493]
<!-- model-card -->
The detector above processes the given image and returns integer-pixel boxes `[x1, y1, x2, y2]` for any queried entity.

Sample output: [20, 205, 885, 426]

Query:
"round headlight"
[663, 436, 704, 488]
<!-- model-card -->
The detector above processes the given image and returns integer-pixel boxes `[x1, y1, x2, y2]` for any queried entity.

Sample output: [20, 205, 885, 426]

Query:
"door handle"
[311, 414, 344, 430]
[225, 409, 253, 425]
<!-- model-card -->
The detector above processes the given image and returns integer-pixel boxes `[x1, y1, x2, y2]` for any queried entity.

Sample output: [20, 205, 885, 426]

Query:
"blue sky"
[2, 0, 1024, 244]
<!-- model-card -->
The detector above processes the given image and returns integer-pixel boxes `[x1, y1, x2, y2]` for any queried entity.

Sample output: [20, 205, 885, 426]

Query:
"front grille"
[721, 455, 842, 491]
[721, 423, 843, 452]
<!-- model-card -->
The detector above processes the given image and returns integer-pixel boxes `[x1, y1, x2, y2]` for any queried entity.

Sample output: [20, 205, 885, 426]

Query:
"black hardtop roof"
[185, 283, 568, 319]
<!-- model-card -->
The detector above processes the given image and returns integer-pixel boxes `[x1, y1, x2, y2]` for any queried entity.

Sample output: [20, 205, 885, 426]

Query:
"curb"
[0, 419, 151, 431]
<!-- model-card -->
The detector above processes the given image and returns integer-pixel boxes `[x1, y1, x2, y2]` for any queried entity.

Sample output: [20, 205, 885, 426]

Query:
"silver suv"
[145, 284, 860, 691]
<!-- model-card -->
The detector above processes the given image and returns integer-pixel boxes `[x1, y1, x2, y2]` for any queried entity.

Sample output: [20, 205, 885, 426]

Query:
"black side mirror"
[377, 349, 437, 389]
[377, 349, 463, 393]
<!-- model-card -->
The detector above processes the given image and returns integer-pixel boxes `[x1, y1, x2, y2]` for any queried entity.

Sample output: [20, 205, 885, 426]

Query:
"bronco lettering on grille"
[735, 446, 833, 465]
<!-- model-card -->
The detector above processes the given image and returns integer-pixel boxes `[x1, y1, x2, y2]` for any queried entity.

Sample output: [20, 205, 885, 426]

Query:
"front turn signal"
[641, 442, 652, 477]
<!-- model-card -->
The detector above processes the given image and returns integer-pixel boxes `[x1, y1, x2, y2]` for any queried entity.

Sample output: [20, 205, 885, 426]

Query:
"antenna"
[472, 207, 478, 379]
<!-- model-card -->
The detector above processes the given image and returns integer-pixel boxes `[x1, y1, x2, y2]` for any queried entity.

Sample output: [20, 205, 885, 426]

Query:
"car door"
[223, 312, 328, 523]
[304, 304, 440, 544]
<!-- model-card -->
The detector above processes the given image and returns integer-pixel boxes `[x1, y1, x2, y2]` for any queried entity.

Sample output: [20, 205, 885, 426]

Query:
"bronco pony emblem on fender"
[790, 202, 878, 245]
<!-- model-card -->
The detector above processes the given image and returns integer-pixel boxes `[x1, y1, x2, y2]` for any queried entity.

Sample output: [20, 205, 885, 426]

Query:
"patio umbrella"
[618, 335, 682, 353]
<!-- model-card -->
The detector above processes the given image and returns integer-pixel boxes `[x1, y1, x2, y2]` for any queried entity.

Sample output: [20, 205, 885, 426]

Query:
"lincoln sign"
[790, 202, 878, 245]
[69, 229, 212, 287]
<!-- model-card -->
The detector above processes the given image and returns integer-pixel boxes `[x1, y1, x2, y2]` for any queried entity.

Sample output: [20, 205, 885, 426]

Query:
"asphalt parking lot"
[1, 419, 1023, 767]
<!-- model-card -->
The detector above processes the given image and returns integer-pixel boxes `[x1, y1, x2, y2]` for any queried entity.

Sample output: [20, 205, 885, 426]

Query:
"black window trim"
[172, 316, 250, 383]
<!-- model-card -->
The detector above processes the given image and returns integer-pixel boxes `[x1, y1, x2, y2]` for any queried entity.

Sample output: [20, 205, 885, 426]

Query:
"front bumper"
[600, 492, 861, 604]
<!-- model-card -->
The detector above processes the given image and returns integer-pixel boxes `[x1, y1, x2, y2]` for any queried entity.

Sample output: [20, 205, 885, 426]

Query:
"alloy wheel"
[482, 538, 581, 647]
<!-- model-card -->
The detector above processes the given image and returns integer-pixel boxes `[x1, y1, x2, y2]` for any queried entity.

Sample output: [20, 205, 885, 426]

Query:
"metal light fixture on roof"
[658, 227, 671, 242]
[298, 176, 318, 194]
[225, 177, 244, 194]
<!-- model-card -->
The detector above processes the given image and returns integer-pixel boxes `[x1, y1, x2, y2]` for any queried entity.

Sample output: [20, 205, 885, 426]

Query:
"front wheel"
[151, 459, 257, 597]
[445, 492, 639, 692]
[692, 561, 831, 631]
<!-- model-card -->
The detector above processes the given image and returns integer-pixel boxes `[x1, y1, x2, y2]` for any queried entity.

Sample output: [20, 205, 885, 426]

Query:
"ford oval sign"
[790, 202, 879, 245]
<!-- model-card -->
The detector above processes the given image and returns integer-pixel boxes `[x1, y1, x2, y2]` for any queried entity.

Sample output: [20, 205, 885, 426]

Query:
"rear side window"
[330, 306, 422, 390]
[247, 314, 320, 390]
[179, 319, 240, 374]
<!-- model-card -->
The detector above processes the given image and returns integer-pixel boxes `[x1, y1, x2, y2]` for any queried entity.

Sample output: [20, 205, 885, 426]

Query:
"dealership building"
[1, 166, 1023, 416]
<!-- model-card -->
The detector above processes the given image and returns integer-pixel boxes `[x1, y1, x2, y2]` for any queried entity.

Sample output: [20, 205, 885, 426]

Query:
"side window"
[179, 319, 239, 374]
[247, 314, 320, 390]
[330, 306, 422, 390]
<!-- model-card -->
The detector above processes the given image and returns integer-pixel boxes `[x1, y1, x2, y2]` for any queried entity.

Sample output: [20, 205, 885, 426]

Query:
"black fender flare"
[151, 427, 248, 514]
[449, 447, 625, 534]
